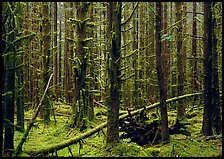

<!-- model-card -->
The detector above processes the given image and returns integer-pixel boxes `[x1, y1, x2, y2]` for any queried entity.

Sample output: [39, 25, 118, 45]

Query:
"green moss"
[106, 139, 153, 157]
[13, 104, 222, 157]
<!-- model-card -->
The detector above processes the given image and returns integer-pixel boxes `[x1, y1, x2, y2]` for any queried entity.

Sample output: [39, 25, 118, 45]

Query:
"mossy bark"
[2, 2, 16, 156]
[175, 2, 185, 120]
[71, 2, 94, 129]
[42, 2, 51, 123]
[106, 2, 122, 146]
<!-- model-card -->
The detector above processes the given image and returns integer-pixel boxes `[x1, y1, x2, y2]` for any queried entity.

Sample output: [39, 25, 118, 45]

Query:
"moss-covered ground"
[14, 102, 222, 157]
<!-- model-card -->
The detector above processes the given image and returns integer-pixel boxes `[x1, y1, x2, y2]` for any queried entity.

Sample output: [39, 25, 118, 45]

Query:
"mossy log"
[27, 122, 108, 156]
[25, 92, 203, 156]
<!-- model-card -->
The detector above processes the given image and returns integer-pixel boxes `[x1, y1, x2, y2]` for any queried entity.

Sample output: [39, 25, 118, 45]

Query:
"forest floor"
[14, 102, 222, 157]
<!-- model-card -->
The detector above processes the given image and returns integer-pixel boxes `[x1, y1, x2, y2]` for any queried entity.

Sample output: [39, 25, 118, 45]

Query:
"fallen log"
[25, 92, 203, 156]
[27, 122, 108, 156]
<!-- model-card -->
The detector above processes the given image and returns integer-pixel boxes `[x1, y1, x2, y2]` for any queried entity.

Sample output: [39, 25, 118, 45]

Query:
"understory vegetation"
[14, 102, 222, 157]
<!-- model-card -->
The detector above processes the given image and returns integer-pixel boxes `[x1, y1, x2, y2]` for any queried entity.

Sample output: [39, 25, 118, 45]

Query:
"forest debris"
[169, 119, 191, 136]
[15, 74, 53, 157]
[119, 110, 162, 146]
[25, 93, 203, 156]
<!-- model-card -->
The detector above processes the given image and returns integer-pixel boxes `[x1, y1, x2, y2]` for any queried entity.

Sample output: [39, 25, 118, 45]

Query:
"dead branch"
[15, 74, 53, 157]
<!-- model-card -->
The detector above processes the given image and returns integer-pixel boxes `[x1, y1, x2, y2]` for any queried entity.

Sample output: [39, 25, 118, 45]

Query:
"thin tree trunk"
[155, 2, 170, 143]
[192, 2, 198, 92]
[162, 2, 170, 98]
[175, 2, 185, 119]
[23, 3, 30, 107]
[64, 2, 69, 103]
[53, 2, 58, 102]
[58, 10, 62, 100]
[42, 2, 51, 123]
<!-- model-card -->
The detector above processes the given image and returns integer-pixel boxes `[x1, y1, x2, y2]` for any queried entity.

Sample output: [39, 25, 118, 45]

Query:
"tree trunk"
[23, 3, 30, 108]
[192, 2, 198, 92]
[63, 2, 69, 103]
[155, 2, 170, 143]
[31, 2, 39, 109]
[2, 2, 16, 156]
[175, 2, 185, 119]
[42, 2, 51, 123]
[132, 2, 139, 108]
[106, 2, 122, 146]
[211, 2, 221, 135]
[162, 2, 170, 99]
[202, 2, 213, 136]
[58, 9, 62, 100]
[71, 2, 92, 129]
[53, 2, 58, 102]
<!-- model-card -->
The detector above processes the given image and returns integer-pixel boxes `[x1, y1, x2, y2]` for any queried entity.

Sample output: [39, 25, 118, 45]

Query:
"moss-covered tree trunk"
[175, 2, 185, 119]
[211, 2, 222, 135]
[71, 2, 93, 130]
[42, 2, 51, 123]
[31, 2, 39, 108]
[16, 2, 25, 131]
[202, 2, 221, 136]
[132, 3, 139, 108]
[2, 2, 16, 156]
[63, 2, 69, 103]
[106, 2, 122, 146]
[155, 2, 170, 143]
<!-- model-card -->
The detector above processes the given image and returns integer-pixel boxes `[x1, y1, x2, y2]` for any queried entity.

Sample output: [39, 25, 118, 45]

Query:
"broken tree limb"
[27, 122, 108, 156]
[25, 92, 203, 156]
[15, 74, 53, 157]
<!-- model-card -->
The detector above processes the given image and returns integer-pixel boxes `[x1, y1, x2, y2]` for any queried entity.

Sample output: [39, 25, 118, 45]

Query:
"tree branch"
[15, 74, 54, 157]
[121, 2, 139, 26]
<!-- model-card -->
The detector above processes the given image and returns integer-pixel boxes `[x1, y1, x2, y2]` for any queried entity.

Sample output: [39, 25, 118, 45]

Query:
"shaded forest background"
[1, 2, 222, 157]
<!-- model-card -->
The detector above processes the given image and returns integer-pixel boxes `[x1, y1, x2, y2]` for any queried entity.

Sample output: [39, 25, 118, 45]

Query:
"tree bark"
[2, 2, 16, 156]
[211, 2, 221, 134]
[71, 2, 92, 129]
[155, 2, 170, 143]
[192, 2, 198, 92]
[175, 2, 185, 119]
[42, 2, 51, 123]
[202, 2, 213, 136]
[106, 2, 122, 146]
[53, 2, 58, 102]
